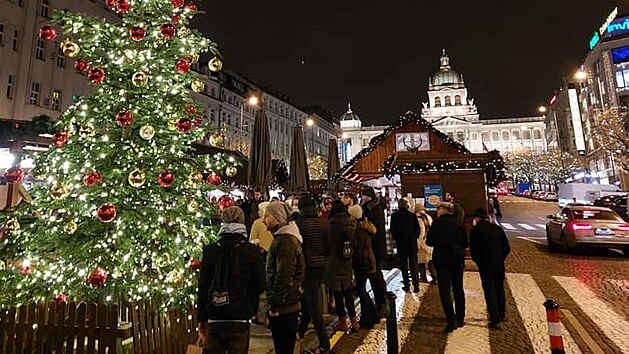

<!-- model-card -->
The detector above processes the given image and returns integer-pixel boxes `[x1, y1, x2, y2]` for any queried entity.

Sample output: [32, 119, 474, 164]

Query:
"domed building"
[422, 50, 546, 154]
[339, 103, 387, 164]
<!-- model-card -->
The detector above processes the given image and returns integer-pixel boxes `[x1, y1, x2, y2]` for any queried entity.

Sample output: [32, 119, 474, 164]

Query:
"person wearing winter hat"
[348, 204, 379, 329]
[264, 201, 305, 354]
[319, 195, 334, 220]
[295, 193, 331, 353]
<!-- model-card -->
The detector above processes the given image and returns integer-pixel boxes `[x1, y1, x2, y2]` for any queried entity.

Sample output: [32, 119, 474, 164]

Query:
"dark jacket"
[327, 211, 356, 291]
[426, 213, 468, 266]
[470, 219, 510, 272]
[296, 206, 329, 269]
[266, 223, 305, 314]
[363, 197, 386, 260]
[452, 202, 466, 226]
[353, 218, 377, 274]
[390, 208, 421, 254]
[197, 227, 264, 322]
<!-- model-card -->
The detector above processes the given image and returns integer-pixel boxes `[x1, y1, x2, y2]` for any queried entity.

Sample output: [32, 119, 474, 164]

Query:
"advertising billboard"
[568, 88, 586, 154]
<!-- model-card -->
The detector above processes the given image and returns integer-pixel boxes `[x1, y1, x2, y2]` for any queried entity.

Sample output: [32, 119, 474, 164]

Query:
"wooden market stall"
[337, 111, 504, 223]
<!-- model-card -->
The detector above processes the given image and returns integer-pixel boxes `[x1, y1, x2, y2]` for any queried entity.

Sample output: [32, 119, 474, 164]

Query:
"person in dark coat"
[426, 202, 468, 333]
[445, 192, 466, 227]
[247, 188, 265, 230]
[197, 206, 265, 354]
[470, 207, 511, 329]
[492, 197, 503, 222]
[348, 204, 379, 329]
[390, 199, 421, 292]
[295, 194, 331, 352]
[360, 187, 388, 316]
[327, 200, 359, 332]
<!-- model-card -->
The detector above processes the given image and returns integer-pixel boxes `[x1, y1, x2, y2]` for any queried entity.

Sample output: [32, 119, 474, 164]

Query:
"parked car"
[535, 191, 548, 200]
[546, 205, 629, 255]
[522, 190, 531, 198]
[544, 192, 558, 201]
[594, 195, 628, 221]
[530, 191, 542, 199]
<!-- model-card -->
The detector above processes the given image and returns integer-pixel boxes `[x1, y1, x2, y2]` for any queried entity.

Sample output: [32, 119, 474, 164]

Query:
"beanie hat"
[265, 201, 292, 224]
[258, 201, 270, 218]
[348, 204, 363, 219]
[222, 206, 245, 224]
[298, 194, 314, 210]
[361, 187, 377, 200]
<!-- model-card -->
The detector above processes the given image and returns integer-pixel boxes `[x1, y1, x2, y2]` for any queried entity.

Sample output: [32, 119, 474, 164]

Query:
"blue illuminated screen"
[612, 45, 629, 64]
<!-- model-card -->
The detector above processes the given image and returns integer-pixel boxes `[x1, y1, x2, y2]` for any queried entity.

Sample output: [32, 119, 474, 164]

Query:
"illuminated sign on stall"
[568, 88, 586, 154]
[589, 7, 619, 49]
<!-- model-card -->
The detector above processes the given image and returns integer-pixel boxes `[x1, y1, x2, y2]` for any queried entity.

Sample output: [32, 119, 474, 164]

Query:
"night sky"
[194, 1, 627, 125]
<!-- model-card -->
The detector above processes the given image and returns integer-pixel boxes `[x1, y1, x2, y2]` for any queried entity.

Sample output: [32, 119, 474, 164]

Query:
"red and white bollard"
[544, 299, 565, 354]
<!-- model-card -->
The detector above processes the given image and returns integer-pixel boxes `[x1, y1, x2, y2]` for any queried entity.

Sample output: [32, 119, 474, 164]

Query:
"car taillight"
[616, 224, 629, 231]
[572, 223, 592, 231]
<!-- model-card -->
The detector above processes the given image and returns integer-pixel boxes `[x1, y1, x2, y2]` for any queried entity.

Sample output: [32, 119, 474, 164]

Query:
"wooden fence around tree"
[0, 301, 198, 354]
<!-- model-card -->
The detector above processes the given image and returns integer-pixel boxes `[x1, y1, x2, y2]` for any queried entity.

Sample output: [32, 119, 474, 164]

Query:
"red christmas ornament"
[115, 109, 133, 127]
[97, 204, 117, 223]
[54, 293, 69, 304]
[160, 24, 177, 39]
[20, 266, 32, 276]
[193, 118, 202, 127]
[218, 196, 235, 211]
[207, 173, 221, 185]
[87, 267, 108, 287]
[38, 26, 57, 41]
[175, 59, 190, 74]
[158, 170, 175, 187]
[83, 171, 101, 186]
[175, 118, 192, 133]
[105, 0, 117, 8]
[187, 105, 196, 114]
[185, 3, 197, 11]
[88, 68, 106, 83]
[52, 132, 69, 148]
[188, 259, 201, 270]
[130, 26, 145, 41]
[4, 167, 24, 183]
[172, 0, 184, 8]
[74, 59, 90, 72]
[116, 0, 131, 14]
[171, 14, 181, 24]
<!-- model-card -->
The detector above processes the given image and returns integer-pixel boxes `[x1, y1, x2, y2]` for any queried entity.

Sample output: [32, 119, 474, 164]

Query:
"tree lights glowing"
[0, 0, 235, 310]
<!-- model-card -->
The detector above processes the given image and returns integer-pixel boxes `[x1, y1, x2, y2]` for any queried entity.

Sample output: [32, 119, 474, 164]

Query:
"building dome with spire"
[339, 103, 362, 128]
[430, 49, 465, 89]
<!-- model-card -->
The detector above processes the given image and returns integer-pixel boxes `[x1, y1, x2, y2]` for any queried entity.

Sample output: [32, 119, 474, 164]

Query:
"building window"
[362, 138, 369, 147]
[502, 131, 510, 141]
[491, 131, 499, 141]
[456, 131, 465, 143]
[39, 0, 50, 17]
[6, 75, 14, 99]
[616, 69, 629, 88]
[523, 130, 531, 140]
[533, 129, 542, 140]
[35, 38, 45, 60]
[512, 130, 521, 139]
[447, 132, 454, 139]
[56, 44, 65, 67]
[51, 89, 61, 110]
[0, 23, 5, 47]
[434, 97, 441, 107]
[445, 96, 452, 106]
[29, 82, 41, 105]
[12, 28, 21, 51]
[481, 132, 490, 141]
[455, 95, 462, 105]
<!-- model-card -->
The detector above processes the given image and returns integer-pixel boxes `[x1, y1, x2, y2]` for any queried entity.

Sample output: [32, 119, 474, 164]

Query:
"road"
[331, 195, 629, 354]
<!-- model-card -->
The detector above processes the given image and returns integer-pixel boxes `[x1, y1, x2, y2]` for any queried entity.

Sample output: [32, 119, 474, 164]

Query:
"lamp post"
[240, 95, 259, 152]
[306, 117, 315, 155]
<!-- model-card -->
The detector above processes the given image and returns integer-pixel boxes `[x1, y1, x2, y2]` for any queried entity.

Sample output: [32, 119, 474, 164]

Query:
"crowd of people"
[196, 187, 511, 353]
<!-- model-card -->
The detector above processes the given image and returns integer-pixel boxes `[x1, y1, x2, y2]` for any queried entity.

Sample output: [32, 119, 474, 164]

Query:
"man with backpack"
[197, 206, 265, 354]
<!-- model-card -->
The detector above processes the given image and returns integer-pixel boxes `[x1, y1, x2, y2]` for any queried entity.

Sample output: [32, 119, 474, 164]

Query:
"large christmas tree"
[0, 0, 237, 310]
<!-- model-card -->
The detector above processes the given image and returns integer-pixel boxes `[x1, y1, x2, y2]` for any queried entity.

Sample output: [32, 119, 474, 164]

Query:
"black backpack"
[207, 237, 248, 317]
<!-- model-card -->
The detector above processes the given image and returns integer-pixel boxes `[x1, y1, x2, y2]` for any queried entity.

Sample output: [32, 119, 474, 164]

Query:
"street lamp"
[574, 70, 587, 81]
[240, 95, 259, 151]
[305, 117, 315, 154]
[341, 132, 349, 139]
[538, 106, 547, 113]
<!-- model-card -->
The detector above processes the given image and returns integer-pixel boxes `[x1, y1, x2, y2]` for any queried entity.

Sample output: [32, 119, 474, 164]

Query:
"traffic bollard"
[386, 291, 398, 354]
[543, 299, 565, 354]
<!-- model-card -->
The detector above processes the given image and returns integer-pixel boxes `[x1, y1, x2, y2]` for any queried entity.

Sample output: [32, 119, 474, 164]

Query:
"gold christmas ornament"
[166, 269, 184, 285]
[64, 220, 78, 234]
[183, 53, 199, 63]
[187, 199, 199, 212]
[50, 184, 69, 200]
[128, 169, 146, 187]
[132, 71, 149, 87]
[3, 219, 20, 234]
[225, 166, 238, 178]
[179, 27, 191, 36]
[79, 125, 95, 137]
[190, 80, 205, 93]
[188, 171, 203, 185]
[155, 253, 171, 267]
[209, 132, 224, 147]
[139, 125, 155, 140]
[61, 39, 80, 57]
[208, 57, 223, 72]
[0, 260, 5, 271]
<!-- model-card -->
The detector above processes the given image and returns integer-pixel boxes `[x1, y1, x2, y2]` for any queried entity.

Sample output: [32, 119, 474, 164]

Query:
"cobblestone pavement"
[330, 196, 629, 354]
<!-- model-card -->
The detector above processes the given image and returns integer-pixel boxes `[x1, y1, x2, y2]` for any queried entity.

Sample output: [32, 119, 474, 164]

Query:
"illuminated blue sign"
[588, 7, 618, 50]
[606, 17, 629, 36]
[611, 45, 629, 64]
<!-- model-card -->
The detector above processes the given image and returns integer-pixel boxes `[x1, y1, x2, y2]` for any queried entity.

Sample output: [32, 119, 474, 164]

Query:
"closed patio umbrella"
[327, 138, 341, 195]
[288, 126, 310, 194]
[248, 108, 273, 195]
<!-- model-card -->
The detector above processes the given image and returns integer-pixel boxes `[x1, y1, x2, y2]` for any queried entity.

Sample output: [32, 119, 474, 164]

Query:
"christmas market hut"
[336, 111, 504, 224]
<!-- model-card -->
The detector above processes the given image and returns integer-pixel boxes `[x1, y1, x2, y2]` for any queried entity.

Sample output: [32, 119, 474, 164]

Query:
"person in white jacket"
[415, 204, 437, 284]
